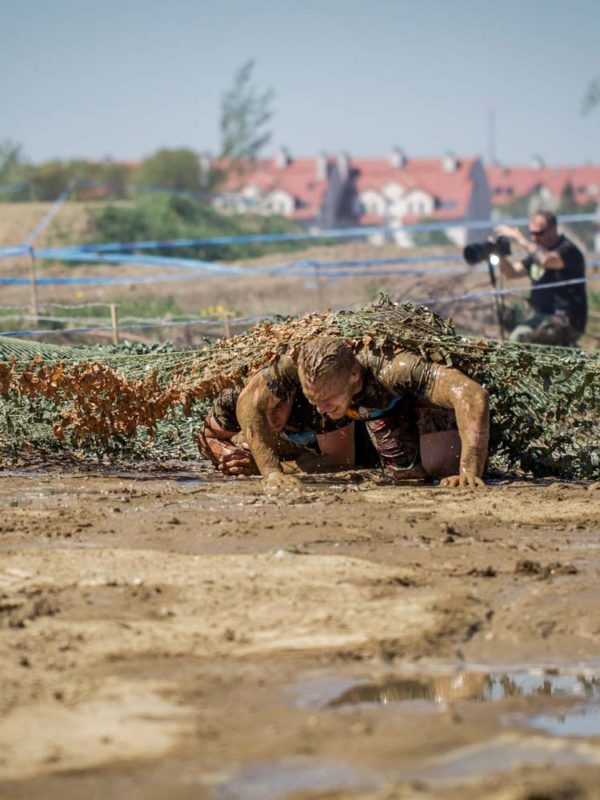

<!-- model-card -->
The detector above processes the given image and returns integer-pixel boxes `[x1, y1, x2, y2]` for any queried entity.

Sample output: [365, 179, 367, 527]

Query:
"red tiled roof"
[486, 164, 600, 206]
[219, 157, 330, 221]
[351, 156, 479, 223]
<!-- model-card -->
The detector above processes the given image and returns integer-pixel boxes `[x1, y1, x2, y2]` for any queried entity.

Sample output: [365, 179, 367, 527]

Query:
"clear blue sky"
[2, 0, 598, 166]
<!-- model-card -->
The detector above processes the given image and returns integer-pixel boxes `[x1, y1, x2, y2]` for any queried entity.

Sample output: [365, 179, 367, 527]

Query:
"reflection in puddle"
[529, 705, 600, 737]
[296, 670, 600, 709]
[218, 758, 378, 800]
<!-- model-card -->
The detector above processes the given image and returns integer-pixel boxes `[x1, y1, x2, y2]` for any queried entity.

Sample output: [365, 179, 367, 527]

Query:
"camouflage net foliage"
[0, 297, 599, 479]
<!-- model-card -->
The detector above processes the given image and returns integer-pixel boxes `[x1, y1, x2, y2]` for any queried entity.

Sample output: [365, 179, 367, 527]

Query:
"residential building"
[214, 148, 354, 228]
[349, 150, 492, 247]
[487, 160, 600, 213]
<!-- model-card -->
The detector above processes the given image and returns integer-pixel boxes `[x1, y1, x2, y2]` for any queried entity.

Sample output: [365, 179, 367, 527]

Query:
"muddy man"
[197, 386, 377, 476]
[237, 336, 490, 492]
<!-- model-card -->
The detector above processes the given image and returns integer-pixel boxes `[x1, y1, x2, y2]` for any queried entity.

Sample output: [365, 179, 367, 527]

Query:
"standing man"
[496, 211, 587, 345]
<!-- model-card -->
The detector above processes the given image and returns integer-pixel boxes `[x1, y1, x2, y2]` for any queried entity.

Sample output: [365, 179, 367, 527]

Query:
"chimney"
[337, 151, 350, 179]
[199, 152, 212, 175]
[316, 151, 329, 181]
[390, 147, 407, 168]
[275, 146, 292, 169]
[442, 151, 460, 174]
[530, 155, 545, 170]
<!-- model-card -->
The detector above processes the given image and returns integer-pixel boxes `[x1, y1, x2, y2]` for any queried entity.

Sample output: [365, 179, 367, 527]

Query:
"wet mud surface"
[0, 466, 600, 799]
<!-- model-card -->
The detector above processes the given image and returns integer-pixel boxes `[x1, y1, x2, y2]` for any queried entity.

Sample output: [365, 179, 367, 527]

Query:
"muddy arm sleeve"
[236, 371, 285, 477]
[427, 365, 490, 479]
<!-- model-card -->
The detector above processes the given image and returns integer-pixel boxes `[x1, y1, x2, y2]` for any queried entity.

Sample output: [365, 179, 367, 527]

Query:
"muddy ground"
[0, 465, 599, 799]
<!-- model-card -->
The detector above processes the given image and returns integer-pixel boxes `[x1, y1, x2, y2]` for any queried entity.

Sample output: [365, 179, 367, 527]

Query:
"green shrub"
[86, 194, 306, 261]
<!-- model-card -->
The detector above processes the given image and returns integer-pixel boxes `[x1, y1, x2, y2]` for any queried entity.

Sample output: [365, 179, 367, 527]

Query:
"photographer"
[495, 211, 587, 346]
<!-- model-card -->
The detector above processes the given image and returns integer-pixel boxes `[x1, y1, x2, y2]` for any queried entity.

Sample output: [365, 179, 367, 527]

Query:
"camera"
[463, 235, 511, 266]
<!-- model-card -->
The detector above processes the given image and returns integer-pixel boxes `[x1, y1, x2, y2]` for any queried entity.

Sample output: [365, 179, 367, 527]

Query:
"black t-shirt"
[522, 234, 587, 332]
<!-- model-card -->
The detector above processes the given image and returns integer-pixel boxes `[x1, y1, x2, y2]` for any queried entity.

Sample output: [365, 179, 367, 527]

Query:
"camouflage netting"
[0, 297, 599, 479]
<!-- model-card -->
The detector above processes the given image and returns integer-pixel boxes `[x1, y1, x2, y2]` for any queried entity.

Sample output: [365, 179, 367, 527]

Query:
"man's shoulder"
[556, 234, 584, 261]
[356, 346, 435, 398]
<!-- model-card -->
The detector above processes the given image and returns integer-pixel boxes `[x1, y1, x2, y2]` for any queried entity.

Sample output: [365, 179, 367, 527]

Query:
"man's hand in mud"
[217, 446, 259, 476]
[263, 471, 303, 494]
[440, 473, 486, 489]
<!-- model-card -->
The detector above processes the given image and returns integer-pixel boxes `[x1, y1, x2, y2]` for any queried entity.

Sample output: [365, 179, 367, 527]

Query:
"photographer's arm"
[495, 224, 529, 278]
[495, 224, 564, 274]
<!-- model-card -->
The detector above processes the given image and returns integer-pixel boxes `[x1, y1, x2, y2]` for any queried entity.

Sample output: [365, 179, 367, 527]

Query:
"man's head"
[529, 211, 558, 248]
[297, 337, 361, 419]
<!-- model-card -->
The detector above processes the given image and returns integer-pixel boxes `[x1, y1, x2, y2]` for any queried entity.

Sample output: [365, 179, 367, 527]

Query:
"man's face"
[301, 367, 361, 420]
[529, 215, 556, 248]
[265, 396, 293, 433]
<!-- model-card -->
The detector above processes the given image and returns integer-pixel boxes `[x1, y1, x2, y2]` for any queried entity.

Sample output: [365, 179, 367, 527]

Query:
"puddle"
[404, 735, 600, 784]
[528, 705, 600, 737]
[294, 669, 600, 709]
[217, 758, 378, 800]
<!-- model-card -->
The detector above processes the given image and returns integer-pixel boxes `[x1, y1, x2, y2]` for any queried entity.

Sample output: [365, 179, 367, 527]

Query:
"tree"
[219, 59, 274, 163]
[135, 148, 203, 193]
[0, 139, 30, 197]
[582, 78, 600, 114]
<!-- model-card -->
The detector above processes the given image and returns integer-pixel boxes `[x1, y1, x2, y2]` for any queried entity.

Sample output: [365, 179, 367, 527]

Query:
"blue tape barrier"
[8, 211, 595, 258]
[32, 248, 246, 275]
[0, 246, 29, 258]
[1, 253, 598, 289]
[0, 273, 212, 288]
[1, 211, 598, 262]
[21, 184, 75, 248]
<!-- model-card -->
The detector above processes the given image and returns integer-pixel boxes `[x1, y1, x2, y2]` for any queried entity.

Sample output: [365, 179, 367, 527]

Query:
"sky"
[1, 0, 599, 166]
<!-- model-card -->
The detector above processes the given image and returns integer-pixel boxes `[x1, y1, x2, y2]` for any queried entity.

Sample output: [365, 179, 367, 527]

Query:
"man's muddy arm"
[236, 372, 302, 489]
[236, 373, 283, 476]
[197, 414, 258, 475]
[428, 366, 490, 488]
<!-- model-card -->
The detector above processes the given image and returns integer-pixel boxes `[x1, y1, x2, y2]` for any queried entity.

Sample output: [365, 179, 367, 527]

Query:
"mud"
[0, 467, 599, 799]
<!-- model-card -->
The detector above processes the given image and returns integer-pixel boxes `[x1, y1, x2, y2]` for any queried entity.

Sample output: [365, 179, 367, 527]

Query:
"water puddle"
[404, 735, 600, 783]
[294, 669, 600, 709]
[217, 758, 378, 800]
[528, 705, 600, 737]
